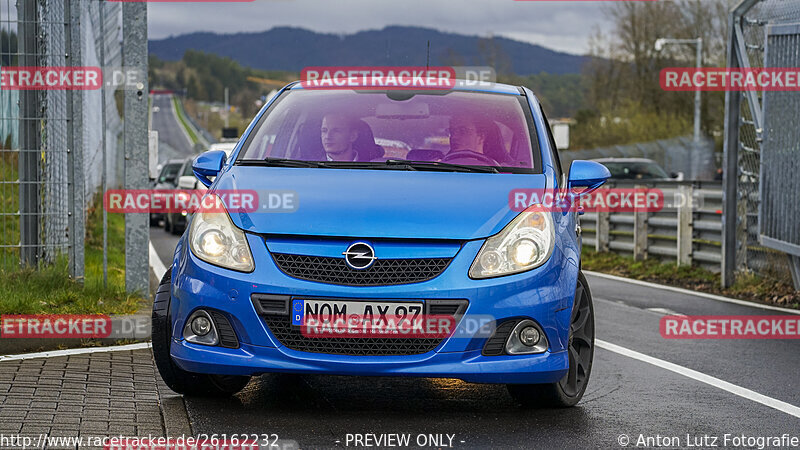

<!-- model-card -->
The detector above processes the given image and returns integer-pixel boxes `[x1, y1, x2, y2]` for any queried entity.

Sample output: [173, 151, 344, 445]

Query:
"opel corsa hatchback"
[152, 80, 610, 407]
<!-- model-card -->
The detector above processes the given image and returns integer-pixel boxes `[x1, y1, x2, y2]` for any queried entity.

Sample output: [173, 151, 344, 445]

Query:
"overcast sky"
[147, 0, 611, 55]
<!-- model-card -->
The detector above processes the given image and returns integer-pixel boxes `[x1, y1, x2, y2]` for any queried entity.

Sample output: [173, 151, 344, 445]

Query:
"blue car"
[152, 80, 610, 407]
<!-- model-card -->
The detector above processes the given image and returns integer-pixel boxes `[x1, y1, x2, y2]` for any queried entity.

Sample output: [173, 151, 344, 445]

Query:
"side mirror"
[567, 160, 610, 196]
[192, 150, 227, 187]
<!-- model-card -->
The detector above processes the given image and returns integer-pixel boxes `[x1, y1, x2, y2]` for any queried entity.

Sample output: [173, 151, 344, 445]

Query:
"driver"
[321, 114, 359, 162]
[448, 115, 488, 155]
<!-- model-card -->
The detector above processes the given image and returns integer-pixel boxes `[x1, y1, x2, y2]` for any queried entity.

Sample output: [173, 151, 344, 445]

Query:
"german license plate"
[291, 299, 423, 326]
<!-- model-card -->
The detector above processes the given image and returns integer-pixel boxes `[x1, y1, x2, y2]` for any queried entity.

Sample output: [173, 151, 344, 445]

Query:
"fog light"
[505, 320, 548, 355]
[191, 316, 212, 336]
[183, 310, 219, 346]
[519, 326, 540, 346]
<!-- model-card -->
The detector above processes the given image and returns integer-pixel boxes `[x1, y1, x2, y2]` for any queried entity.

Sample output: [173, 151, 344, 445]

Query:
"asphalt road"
[150, 94, 197, 163]
[150, 227, 800, 449]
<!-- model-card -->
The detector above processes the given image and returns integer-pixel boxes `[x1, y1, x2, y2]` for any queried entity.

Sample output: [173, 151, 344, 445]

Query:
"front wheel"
[151, 268, 250, 396]
[507, 271, 594, 408]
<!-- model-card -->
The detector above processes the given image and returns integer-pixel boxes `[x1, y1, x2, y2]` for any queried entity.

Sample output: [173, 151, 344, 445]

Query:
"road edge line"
[584, 270, 800, 315]
[150, 240, 168, 281]
[596, 339, 800, 419]
[0, 342, 152, 362]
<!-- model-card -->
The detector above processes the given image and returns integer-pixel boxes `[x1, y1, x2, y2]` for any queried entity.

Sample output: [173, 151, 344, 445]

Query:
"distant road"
[150, 93, 196, 163]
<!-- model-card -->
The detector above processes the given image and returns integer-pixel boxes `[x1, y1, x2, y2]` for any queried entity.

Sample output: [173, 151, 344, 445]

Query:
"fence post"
[123, 2, 150, 294]
[596, 209, 609, 252]
[677, 185, 693, 267]
[721, 12, 742, 288]
[633, 185, 648, 261]
[18, 0, 41, 267]
[65, 0, 85, 282]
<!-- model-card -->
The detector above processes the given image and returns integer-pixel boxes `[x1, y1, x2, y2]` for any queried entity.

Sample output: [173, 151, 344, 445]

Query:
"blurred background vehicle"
[150, 159, 185, 226]
[591, 157, 683, 181]
[164, 157, 204, 234]
[208, 141, 238, 157]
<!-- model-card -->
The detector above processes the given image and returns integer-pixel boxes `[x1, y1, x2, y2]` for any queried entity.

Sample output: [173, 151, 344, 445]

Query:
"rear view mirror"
[376, 102, 430, 119]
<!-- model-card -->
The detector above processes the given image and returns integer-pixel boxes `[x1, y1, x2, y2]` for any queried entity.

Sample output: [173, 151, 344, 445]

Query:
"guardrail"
[579, 180, 723, 272]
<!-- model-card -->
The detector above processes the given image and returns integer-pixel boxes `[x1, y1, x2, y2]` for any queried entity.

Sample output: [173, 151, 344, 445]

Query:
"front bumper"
[172, 340, 568, 384]
[168, 233, 580, 384]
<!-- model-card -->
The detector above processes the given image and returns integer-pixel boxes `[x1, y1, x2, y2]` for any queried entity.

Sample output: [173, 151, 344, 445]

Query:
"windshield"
[603, 162, 669, 180]
[158, 163, 182, 183]
[237, 89, 540, 173]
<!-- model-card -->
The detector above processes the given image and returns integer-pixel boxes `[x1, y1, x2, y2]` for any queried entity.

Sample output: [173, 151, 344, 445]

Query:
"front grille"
[271, 253, 451, 286]
[253, 296, 468, 356]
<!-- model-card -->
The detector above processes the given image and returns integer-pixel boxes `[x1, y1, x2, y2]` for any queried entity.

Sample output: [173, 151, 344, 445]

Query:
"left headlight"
[469, 206, 554, 279]
[189, 195, 254, 272]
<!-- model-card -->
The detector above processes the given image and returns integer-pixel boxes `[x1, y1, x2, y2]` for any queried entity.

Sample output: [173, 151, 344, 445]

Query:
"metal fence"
[0, 1, 131, 284]
[560, 135, 717, 181]
[580, 180, 724, 272]
[723, 0, 800, 289]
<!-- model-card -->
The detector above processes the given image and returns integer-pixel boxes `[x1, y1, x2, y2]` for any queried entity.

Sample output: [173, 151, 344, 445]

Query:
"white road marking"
[595, 297, 682, 318]
[0, 342, 152, 362]
[585, 270, 800, 315]
[150, 240, 168, 280]
[645, 307, 685, 316]
[597, 339, 800, 419]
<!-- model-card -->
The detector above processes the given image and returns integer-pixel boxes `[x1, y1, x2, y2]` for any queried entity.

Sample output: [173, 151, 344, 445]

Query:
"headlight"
[188, 195, 254, 272]
[469, 206, 554, 279]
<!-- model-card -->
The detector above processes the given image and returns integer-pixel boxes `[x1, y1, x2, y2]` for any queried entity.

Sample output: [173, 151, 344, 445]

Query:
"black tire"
[151, 268, 250, 396]
[170, 219, 184, 236]
[164, 215, 172, 233]
[507, 271, 594, 408]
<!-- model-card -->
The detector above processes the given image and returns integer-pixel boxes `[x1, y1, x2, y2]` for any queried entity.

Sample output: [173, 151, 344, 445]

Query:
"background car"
[591, 157, 683, 181]
[150, 159, 184, 226]
[163, 157, 204, 235]
[208, 141, 238, 157]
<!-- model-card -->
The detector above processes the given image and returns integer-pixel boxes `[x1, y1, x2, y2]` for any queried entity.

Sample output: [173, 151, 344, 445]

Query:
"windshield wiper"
[238, 158, 419, 171]
[237, 158, 497, 173]
[385, 159, 499, 173]
[237, 157, 329, 168]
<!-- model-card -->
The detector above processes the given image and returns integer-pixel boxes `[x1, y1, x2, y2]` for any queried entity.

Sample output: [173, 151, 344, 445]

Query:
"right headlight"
[188, 195, 254, 272]
[469, 206, 554, 279]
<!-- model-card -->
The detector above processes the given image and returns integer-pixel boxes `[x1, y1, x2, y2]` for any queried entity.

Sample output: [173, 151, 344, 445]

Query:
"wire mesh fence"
[0, 0, 124, 278]
[723, 0, 800, 287]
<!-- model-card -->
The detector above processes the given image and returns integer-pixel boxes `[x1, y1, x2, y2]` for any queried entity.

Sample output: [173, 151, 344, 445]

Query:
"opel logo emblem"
[343, 242, 377, 270]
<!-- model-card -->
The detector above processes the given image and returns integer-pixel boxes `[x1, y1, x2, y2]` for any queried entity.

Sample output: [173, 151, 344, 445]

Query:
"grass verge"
[581, 247, 800, 309]
[0, 199, 146, 315]
[171, 95, 199, 145]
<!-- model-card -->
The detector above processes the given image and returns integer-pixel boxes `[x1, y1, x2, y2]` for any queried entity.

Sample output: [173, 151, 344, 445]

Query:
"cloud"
[147, 0, 611, 55]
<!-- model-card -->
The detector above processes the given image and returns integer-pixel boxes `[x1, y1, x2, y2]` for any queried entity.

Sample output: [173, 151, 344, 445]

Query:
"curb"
[0, 314, 152, 354]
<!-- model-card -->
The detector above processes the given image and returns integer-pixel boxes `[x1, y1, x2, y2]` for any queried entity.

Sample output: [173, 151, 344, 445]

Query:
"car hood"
[215, 166, 548, 240]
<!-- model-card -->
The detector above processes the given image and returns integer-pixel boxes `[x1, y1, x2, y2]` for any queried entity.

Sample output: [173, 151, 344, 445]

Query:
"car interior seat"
[352, 120, 384, 161]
